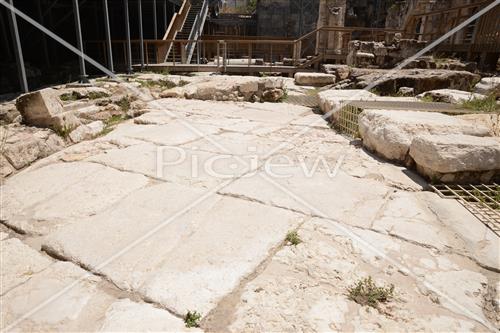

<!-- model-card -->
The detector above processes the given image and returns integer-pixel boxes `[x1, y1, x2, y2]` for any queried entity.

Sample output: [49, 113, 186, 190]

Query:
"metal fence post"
[138, 0, 144, 70]
[124, 0, 133, 73]
[72, 0, 89, 83]
[103, 0, 114, 73]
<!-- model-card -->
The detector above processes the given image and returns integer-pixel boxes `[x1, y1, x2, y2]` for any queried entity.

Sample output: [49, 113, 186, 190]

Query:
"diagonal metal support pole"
[72, 0, 89, 83]
[103, 0, 114, 73]
[7, 0, 28, 92]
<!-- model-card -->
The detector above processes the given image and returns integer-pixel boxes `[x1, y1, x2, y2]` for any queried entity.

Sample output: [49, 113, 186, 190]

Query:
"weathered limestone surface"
[294, 73, 336, 86]
[16, 88, 81, 131]
[44, 183, 305, 315]
[1, 162, 148, 234]
[359, 110, 490, 162]
[69, 121, 105, 143]
[1, 238, 53, 294]
[216, 217, 494, 332]
[0, 124, 65, 172]
[417, 89, 487, 104]
[99, 299, 200, 332]
[1, 96, 498, 332]
[409, 134, 500, 182]
[322, 64, 351, 81]
[474, 76, 500, 96]
[1, 261, 115, 332]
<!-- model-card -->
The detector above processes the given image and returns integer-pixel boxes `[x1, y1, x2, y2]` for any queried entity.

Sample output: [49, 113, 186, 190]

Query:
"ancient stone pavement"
[1, 98, 499, 332]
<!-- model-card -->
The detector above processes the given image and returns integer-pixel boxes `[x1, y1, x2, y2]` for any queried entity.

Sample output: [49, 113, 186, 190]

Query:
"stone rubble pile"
[160, 75, 286, 102]
[346, 39, 427, 68]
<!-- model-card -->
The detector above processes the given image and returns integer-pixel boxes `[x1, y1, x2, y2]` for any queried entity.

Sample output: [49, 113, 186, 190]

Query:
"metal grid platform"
[431, 184, 500, 236]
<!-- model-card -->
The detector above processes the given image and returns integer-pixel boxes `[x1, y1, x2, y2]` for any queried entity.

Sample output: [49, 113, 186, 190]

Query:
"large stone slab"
[409, 134, 500, 182]
[417, 89, 487, 104]
[0, 261, 115, 332]
[1, 161, 148, 234]
[88, 142, 248, 188]
[294, 73, 336, 86]
[1, 238, 53, 295]
[220, 167, 390, 229]
[124, 119, 221, 146]
[99, 299, 200, 332]
[16, 88, 81, 131]
[359, 110, 490, 162]
[318, 89, 377, 118]
[44, 182, 306, 316]
[149, 99, 306, 125]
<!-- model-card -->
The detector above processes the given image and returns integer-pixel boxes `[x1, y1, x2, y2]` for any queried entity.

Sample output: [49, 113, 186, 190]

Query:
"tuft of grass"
[278, 88, 289, 103]
[178, 79, 190, 87]
[87, 91, 109, 100]
[52, 125, 74, 139]
[461, 94, 499, 113]
[348, 276, 395, 308]
[420, 95, 435, 103]
[285, 230, 302, 246]
[60, 91, 109, 101]
[115, 97, 132, 113]
[137, 79, 177, 90]
[184, 311, 202, 328]
[59, 92, 79, 101]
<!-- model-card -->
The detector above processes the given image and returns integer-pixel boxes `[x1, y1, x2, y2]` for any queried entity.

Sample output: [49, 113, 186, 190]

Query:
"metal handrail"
[185, 0, 209, 63]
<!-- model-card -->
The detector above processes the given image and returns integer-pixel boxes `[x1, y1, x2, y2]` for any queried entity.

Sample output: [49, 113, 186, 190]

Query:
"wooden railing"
[84, 26, 406, 70]
[156, 0, 192, 62]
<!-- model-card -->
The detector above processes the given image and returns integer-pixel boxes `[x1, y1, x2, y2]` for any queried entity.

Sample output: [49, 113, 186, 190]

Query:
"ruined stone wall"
[316, 0, 347, 54]
[256, 0, 320, 37]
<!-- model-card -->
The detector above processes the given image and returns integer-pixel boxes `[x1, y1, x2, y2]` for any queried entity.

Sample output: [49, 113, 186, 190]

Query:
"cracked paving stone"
[1, 261, 116, 332]
[1, 237, 53, 295]
[98, 299, 201, 332]
[0, 162, 149, 235]
[43, 181, 307, 316]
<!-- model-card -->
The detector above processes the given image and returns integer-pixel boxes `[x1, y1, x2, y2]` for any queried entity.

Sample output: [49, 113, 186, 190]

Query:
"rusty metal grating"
[336, 103, 363, 138]
[431, 184, 500, 236]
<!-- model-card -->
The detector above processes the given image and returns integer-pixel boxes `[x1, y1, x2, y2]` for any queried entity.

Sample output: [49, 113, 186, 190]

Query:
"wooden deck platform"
[134, 63, 315, 74]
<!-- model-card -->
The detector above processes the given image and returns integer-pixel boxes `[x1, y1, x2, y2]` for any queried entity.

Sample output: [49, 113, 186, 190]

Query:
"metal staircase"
[166, 0, 208, 63]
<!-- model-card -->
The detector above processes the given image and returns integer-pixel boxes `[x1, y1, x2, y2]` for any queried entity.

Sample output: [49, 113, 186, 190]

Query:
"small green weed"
[87, 91, 109, 100]
[348, 276, 395, 308]
[178, 79, 190, 87]
[115, 97, 132, 113]
[138, 79, 177, 90]
[278, 88, 289, 102]
[285, 230, 302, 246]
[461, 94, 499, 113]
[52, 125, 74, 139]
[184, 311, 202, 328]
[420, 95, 435, 103]
[59, 92, 79, 102]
